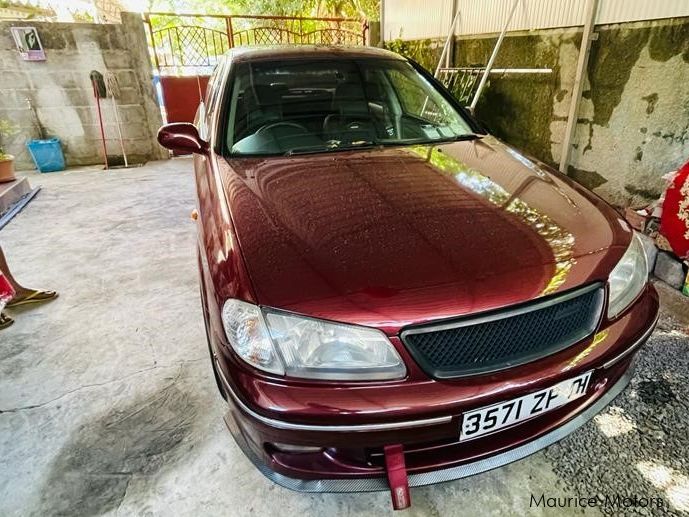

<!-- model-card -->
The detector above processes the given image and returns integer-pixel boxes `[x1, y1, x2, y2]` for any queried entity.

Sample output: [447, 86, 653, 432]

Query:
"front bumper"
[222, 359, 637, 492]
[215, 287, 658, 492]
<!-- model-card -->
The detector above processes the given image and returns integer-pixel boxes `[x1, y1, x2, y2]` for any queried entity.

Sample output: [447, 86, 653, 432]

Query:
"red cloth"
[660, 160, 689, 258]
[0, 272, 14, 308]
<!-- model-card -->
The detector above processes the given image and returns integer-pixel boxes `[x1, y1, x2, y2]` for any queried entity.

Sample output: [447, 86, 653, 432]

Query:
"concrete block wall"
[0, 12, 166, 169]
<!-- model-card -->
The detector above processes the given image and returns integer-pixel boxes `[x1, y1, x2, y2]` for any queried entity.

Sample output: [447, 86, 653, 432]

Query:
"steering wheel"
[255, 121, 309, 134]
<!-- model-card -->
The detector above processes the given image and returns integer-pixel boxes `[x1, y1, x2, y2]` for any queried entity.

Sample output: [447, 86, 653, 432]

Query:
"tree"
[147, 0, 379, 19]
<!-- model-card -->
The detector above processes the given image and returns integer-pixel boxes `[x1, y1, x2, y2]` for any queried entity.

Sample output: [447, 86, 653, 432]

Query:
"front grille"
[401, 284, 604, 379]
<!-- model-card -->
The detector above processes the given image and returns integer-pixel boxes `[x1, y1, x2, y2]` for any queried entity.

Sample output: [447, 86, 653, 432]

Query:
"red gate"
[145, 12, 369, 125]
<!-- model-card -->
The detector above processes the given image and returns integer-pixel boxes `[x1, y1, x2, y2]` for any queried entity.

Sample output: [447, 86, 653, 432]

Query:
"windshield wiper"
[285, 140, 379, 156]
[378, 133, 483, 147]
[432, 133, 484, 144]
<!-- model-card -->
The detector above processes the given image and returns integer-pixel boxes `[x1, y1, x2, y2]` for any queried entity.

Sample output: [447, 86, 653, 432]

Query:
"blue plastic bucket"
[26, 138, 65, 173]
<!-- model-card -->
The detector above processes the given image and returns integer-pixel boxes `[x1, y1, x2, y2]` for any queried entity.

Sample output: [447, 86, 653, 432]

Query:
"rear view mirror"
[157, 123, 208, 155]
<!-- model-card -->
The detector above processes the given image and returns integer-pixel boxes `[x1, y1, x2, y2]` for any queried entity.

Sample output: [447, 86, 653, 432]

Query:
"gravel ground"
[544, 282, 689, 516]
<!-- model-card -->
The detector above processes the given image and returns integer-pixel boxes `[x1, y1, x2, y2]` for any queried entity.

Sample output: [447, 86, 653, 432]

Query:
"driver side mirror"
[157, 123, 209, 155]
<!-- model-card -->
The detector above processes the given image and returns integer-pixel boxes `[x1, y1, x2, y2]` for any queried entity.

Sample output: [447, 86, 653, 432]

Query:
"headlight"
[221, 300, 406, 380]
[221, 300, 284, 375]
[607, 233, 648, 319]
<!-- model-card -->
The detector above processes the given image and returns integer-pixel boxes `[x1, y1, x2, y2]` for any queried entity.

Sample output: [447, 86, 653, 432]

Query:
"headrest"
[333, 82, 368, 115]
[252, 84, 281, 108]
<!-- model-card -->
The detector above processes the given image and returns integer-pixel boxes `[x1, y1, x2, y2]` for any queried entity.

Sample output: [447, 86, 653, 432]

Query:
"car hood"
[220, 137, 632, 333]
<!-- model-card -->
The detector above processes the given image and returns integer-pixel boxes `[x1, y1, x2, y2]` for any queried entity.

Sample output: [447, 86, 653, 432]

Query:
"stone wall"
[397, 17, 689, 207]
[457, 17, 689, 206]
[0, 12, 166, 169]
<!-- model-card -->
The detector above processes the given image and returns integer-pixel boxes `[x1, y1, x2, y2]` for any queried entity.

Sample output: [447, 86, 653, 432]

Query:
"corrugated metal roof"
[597, 0, 689, 25]
[457, 0, 582, 34]
[383, 0, 454, 40]
[383, 0, 689, 40]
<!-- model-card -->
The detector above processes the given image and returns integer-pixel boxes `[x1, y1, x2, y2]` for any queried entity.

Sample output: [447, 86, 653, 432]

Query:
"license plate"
[459, 371, 592, 441]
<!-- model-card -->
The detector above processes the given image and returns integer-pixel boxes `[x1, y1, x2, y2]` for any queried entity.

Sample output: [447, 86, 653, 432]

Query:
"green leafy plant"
[385, 37, 441, 72]
[148, 0, 379, 19]
[0, 119, 18, 161]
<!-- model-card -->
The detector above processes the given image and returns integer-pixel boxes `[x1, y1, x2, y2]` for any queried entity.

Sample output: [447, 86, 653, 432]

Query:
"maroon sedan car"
[158, 46, 658, 509]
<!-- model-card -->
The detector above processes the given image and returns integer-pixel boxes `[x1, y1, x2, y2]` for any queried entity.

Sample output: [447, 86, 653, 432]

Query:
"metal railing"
[144, 12, 368, 75]
[437, 67, 553, 105]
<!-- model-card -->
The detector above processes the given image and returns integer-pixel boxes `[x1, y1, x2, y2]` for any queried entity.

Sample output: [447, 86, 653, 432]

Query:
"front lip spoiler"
[225, 365, 635, 493]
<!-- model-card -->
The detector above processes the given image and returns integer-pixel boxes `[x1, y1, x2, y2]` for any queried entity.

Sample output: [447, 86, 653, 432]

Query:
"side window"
[386, 69, 432, 117]
[386, 67, 465, 128]
[204, 69, 215, 105]
[206, 62, 223, 118]
[200, 60, 228, 139]
[388, 70, 444, 122]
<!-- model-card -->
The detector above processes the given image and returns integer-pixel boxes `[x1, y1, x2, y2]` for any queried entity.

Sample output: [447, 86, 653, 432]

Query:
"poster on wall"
[10, 27, 46, 61]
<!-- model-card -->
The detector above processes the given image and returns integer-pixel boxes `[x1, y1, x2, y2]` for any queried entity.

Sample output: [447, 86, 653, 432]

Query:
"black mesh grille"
[401, 284, 604, 379]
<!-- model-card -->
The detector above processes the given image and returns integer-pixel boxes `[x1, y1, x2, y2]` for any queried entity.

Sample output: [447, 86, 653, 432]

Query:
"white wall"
[383, 0, 689, 40]
[383, 0, 454, 40]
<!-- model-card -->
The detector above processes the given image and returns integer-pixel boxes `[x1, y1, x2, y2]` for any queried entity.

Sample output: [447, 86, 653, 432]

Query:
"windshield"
[224, 58, 475, 156]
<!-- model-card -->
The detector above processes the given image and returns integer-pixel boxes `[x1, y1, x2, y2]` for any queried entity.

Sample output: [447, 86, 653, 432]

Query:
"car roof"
[226, 45, 405, 64]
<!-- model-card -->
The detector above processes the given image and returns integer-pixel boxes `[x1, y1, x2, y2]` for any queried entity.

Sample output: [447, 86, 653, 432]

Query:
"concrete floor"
[0, 158, 688, 516]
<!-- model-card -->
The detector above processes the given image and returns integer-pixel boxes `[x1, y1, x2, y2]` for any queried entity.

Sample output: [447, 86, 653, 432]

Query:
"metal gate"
[144, 12, 369, 124]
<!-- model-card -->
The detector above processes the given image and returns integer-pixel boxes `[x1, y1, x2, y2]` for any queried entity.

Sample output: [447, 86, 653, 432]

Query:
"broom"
[104, 71, 129, 168]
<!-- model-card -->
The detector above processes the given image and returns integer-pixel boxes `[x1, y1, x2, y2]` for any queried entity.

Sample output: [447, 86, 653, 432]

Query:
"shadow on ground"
[37, 367, 201, 516]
